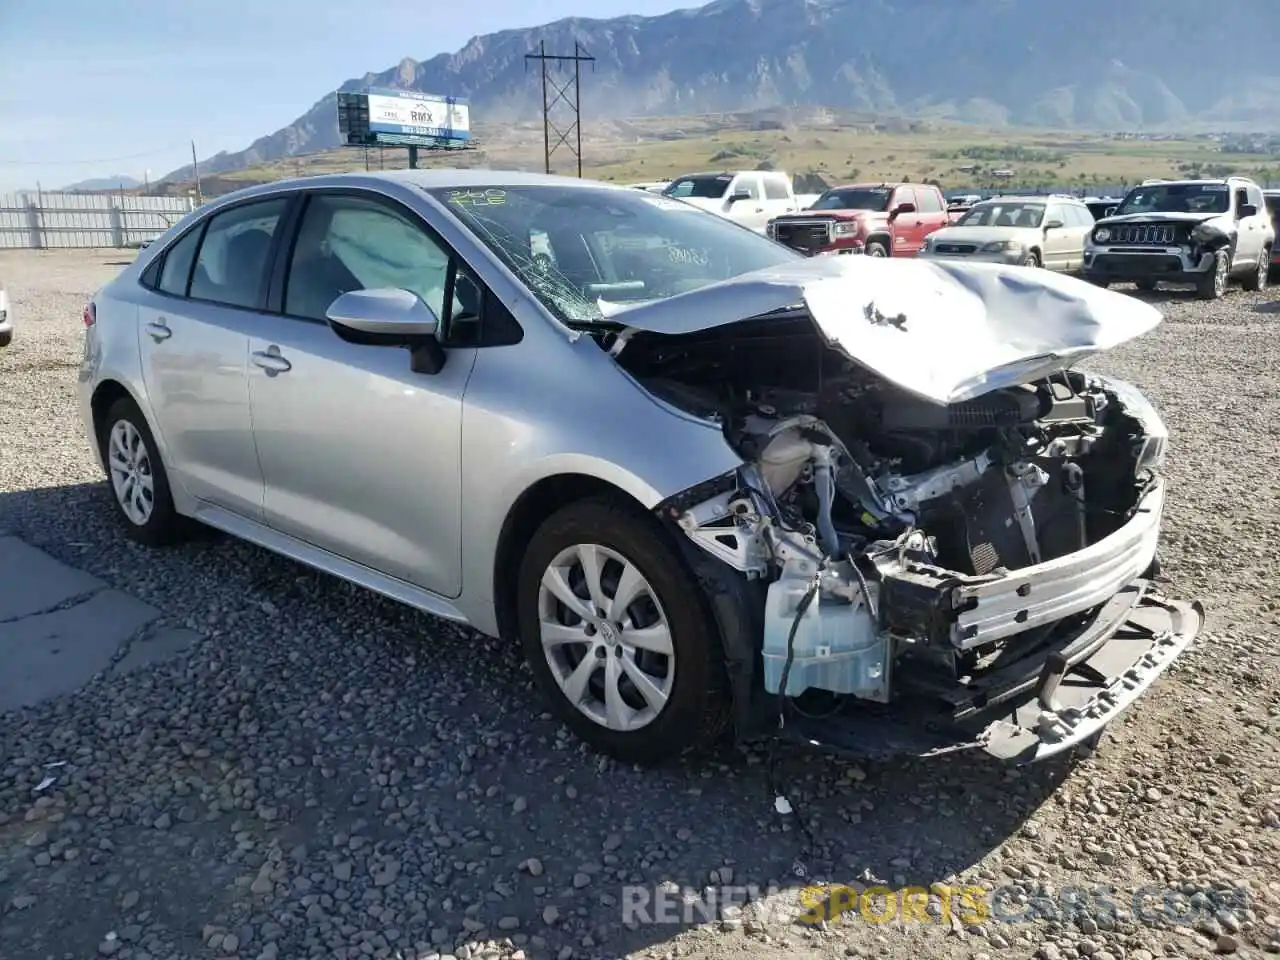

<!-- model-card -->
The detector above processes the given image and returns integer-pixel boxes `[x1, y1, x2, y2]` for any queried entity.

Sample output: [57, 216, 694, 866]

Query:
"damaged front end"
[622, 301, 1202, 763]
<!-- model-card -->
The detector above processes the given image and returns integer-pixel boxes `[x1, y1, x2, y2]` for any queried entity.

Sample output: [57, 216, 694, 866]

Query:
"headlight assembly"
[1093, 227, 1111, 243]
[979, 240, 1021, 252]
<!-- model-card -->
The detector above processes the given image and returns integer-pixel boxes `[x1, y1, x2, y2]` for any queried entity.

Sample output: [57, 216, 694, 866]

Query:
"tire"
[1242, 247, 1270, 292]
[516, 497, 730, 764]
[863, 240, 888, 258]
[1085, 275, 1110, 288]
[1196, 249, 1229, 300]
[1134, 279, 1157, 292]
[0, 330, 11, 348]
[97, 396, 191, 547]
[1020, 251, 1041, 268]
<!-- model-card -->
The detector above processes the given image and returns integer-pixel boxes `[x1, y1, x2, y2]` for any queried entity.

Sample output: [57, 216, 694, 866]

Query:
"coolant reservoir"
[759, 428, 812, 496]
[761, 557, 888, 701]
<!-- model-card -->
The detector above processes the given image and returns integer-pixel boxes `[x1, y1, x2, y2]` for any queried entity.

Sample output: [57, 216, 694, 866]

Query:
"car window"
[662, 175, 732, 200]
[284, 193, 459, 323]
[428, 184, 799, 324]
[915, 188, 943, 213]
[891, 188, 915, 210]
[1045, 205, 1067, 227]
[734, 176, 761, 201]
[1246, 184, 1265, 212]
[188, 198, 289, 309]
[1072, 205, 1095, 227]
[158, 226, 203, 297]
[958, 201, 1044, 227]
[810, 187, 891, 212]
[1115, 183, 1230, 216]
[762, 174, 791, 201]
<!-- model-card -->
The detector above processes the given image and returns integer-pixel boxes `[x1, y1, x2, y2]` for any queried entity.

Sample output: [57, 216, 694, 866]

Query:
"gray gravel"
[2, 249, 1279, 960]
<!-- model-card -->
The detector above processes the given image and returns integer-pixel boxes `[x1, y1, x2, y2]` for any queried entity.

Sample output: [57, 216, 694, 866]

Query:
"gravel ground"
[1, 248, 1279, 960]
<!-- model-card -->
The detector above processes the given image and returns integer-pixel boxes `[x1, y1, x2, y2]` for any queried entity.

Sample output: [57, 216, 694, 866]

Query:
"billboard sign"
[364, 88, 470, 141]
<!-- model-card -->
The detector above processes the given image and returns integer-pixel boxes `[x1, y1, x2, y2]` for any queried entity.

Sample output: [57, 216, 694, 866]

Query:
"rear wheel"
[1196, 250, 1229, 300]
[864, 240, 888, 258]
[1134, 279, 1157, 292]
[1242, 247, 1270, 292]
[97, 396, 191, 547]
[516, 498, 729, 764]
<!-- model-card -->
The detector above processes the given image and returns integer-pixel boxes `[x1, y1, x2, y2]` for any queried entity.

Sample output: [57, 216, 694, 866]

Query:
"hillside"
[63, 174, 143, 192]
[163, 0, 1280, 182]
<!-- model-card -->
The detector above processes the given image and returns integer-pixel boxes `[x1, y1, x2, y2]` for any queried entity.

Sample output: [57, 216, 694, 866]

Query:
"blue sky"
[0, 0, 691, 191]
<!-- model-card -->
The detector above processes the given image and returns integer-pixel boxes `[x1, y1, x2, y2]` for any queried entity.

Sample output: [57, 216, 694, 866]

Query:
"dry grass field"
[183, 113, 1280, 198]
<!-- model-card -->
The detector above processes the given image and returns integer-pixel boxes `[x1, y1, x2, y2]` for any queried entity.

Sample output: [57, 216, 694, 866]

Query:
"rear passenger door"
[136, 195, 292, 520]
[912, 187, 949, 246]
[245, 189, 482, 596]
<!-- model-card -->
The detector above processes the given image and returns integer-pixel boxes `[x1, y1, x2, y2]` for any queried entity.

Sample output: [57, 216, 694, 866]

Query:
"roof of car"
[972, 195, 1074, 204]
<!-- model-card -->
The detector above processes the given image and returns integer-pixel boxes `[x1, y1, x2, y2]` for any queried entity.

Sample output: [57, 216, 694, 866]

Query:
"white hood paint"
[601, 255, 1163, 406]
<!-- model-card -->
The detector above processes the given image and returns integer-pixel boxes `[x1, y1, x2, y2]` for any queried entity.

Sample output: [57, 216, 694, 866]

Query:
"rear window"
[1266, 194, 1280, 218]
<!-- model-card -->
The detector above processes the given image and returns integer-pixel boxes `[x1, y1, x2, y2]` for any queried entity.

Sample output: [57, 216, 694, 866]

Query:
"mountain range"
[64, 174, 143, 192]
[162, 0, 1280, 182]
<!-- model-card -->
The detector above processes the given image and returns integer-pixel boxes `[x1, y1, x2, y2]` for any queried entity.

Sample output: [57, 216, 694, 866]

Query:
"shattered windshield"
[809, 188, 891, 212]
[430, 185, 800, 324]
[957, 201, 1045, 228]
[1114, 183, 1231, 216]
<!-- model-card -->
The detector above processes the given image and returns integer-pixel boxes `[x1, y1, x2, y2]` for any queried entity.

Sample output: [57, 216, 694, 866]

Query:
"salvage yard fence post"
[0, 192, 195, 250]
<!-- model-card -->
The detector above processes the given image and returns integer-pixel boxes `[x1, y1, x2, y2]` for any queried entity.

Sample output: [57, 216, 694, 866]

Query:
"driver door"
[246, 190, 478, 596]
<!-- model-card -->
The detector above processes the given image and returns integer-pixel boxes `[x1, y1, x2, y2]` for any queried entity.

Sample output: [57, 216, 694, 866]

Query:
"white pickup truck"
[661, 170, 822, 232]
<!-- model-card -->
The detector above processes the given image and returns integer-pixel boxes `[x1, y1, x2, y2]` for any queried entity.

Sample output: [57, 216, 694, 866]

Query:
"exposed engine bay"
[610, 310, 1166, 722]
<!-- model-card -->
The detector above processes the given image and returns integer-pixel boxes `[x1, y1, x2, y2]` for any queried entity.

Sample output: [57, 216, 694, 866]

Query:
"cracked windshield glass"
[430, 185, 798, 323]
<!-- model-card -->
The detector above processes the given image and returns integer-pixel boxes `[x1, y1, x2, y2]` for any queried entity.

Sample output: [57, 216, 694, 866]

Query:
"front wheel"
[1197, 250, 1229, 300]
[1020, 251, 1041, 268]
[1085, 274, 1110, 288]
[516, 498, 730, 764]
[98, 396, 191, 547]
[1134, 279, 1157, 292]
[863, 240, 888, 258]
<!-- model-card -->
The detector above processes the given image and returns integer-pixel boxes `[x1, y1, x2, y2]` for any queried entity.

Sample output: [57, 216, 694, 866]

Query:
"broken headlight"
[1134, 434, 1167, 474]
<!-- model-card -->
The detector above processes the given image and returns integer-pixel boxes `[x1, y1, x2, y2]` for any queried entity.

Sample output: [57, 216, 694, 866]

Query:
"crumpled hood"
[601, 255, 1162, 406]
[1097, 211, 1221, 226]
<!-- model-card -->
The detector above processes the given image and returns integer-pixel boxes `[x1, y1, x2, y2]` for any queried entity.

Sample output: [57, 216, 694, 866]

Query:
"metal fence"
[0, 192, 195, 250]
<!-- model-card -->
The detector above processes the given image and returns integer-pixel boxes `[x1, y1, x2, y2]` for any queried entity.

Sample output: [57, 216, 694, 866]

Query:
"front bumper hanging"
[774, 579, 1204, 764]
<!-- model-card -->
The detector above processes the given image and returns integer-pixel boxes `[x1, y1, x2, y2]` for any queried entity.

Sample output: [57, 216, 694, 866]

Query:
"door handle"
[145, 320, 172, 342]
[251, 346, 292, 376]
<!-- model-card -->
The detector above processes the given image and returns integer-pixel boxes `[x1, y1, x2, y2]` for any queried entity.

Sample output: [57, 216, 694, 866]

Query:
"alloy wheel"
[107, 420, 155, 526]
[537, 542, 675, 732]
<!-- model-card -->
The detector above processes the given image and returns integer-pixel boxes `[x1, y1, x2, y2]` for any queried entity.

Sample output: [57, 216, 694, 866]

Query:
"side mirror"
[889, 202, 916, 219]
[1240, 203, 1259, 219]
[728, 189, 752, 204]
[1045, 219, 1064, 230]
[1105, 206, 1117, 217]
[326, 287, 446, 374]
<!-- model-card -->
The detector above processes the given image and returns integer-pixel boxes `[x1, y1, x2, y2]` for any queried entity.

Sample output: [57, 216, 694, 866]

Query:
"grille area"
[1108, 223, 1178, 245]
[773, 219, 832, 252]
[933, 242, 977, 254]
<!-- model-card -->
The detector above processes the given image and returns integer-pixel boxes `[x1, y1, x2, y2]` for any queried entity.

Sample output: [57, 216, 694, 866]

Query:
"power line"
[524, 41, 594, 177]
[0, 143, 192, 167]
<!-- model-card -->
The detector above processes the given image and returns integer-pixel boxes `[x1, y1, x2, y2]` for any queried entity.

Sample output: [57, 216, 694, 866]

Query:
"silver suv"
[1084, 177, 1274, 299]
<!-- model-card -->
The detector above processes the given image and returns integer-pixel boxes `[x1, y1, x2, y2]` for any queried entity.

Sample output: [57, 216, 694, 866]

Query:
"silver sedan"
[78, 170, 1202, 765]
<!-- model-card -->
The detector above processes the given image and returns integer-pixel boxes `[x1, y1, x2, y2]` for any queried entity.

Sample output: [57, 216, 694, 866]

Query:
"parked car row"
[751, 175, 1277, 300]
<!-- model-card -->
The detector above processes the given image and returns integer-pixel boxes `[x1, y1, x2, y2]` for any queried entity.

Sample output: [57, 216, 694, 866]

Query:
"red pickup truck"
[766, 181, 951, 257]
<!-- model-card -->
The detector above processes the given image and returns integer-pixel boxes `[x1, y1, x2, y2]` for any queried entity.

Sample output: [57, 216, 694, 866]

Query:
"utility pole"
[191, 140, 203, 205]
[524, 40, 595, 176]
